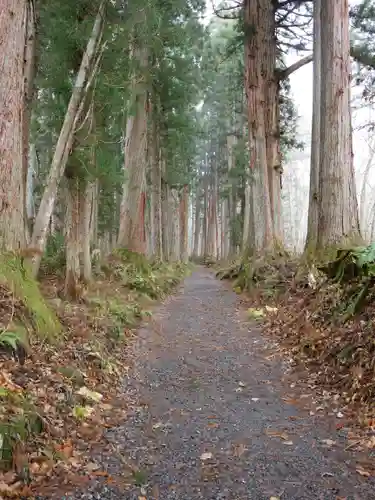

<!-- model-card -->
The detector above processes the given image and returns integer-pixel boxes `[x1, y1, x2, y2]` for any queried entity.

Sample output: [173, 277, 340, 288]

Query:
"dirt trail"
[62, 268, 374, 499]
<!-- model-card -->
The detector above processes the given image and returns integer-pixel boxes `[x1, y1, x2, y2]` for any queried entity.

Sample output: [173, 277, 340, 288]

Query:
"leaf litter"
[0, 255, 189, 497]
[220, 255, 375, 463]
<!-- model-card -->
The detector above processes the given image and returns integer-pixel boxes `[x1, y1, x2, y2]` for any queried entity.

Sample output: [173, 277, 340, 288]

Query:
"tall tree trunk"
[81, 181, 93, 283]
[150, 118, 163, 260]
[118, 45, 148, 253]
[193, 186, 201, 257]
[30, 1, 106, 274]
[179, 185, 189, 262]
[65, 177, 81, 299]
[0, 0, 28, 250]
[26, 143, 37, 239]
[214, 160, 219, 260]
[317, 0, 360, 248]
[90, 179, 99, 245]
[202, 171, 209, 258]
[23, 0, 36, 244]
[169, 189, 180, 261]
[305, 0, 321, 252]
[264, 3, 282, 242]
[65, 177, 93, 296]
[161, 178, 170, 260]
[242, 179, 251, 251]
[359, 141, 375, 241]
[227, 135, 237, 255]
[206, 190, 215, 258]
[245, 0, 274, 253]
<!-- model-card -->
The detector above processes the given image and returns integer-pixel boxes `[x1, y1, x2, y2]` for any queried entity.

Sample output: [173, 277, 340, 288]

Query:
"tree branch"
[277, 46, 375, 82]
[277, 54, 312, 80]
[351, 46, 375, 69]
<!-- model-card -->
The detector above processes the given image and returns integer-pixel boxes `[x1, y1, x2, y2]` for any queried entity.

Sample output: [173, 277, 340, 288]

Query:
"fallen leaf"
[265, 305, 278, 313]
[366, 436, 375, 449]
[77, 386, 103, 402]
[92, 470, 110, 478]
[54, 439, 74, 459]
[321, 439, 336, 446]
[85, 462, 100, 472]
[265, 429, 289, 441]
[200, 452, 213, 460]
[233, 443, 247, 457]
[356, 466, 371, 477]
[282, 398, 299, 405]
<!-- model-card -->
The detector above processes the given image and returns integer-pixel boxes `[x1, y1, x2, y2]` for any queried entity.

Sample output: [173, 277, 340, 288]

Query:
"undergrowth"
[0, 249, 189, 494]
[216, 246, 375, 429]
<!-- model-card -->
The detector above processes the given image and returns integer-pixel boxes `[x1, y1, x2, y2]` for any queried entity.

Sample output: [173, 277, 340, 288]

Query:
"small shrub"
[0, 389, 44, 470]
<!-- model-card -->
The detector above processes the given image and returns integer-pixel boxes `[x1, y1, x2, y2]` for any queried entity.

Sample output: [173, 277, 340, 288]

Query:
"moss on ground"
[0, 253, 61, 342]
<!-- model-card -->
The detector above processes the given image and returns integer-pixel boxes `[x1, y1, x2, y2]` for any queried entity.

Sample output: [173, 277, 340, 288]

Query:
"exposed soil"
[39, 268, 374, 499]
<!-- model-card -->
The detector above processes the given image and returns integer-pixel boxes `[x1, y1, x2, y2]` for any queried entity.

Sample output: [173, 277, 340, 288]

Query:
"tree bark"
[150, 117, 163, 260]
[359, 141, 375, 241]
[226, 135, 237, 255]
[202, 170, 209, 258]
[244, 0, 274, 252]
[64, 177, 81, 299]
[317, 0, 360, 249]
[179, 185, 189, 262]
[81, 181, 93, 283]
[193, 184, 201, 258]
[264, 3, 282, 243]
[118, 44, 148, 253]
[161, 177, 170, 260]
[305, 0, 321, 252]
[169, 189, 180, 261]
[0, 0, 28, 250]
[242, 179, 251, 251]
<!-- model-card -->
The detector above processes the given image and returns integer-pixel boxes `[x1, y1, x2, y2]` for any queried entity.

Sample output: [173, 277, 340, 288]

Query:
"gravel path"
[61, 268, 374, 499]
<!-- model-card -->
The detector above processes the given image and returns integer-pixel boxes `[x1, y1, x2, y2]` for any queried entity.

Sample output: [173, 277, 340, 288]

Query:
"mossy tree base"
[0, 253, 61, 342]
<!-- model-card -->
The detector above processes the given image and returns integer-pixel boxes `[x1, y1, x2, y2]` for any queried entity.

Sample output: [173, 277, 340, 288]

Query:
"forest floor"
[34, 267, 375, 500]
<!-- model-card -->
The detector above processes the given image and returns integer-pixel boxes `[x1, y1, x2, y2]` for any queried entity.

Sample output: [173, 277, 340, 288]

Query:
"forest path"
[65, 268, 374, 499]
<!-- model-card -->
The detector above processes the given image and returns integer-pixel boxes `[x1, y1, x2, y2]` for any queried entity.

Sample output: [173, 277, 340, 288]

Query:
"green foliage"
[40, 232, 66, 276]
[319, 243, 375, 319]
[0, 389, 44, 470]
[109, 249, 190, 299]
[320, 243, 375, 282]
[0, 328, 28, 353]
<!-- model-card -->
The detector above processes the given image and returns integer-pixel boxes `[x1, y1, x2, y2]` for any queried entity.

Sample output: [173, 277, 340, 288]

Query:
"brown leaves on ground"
[238, 258, 375, 460]
[0, 275, 142, 497]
